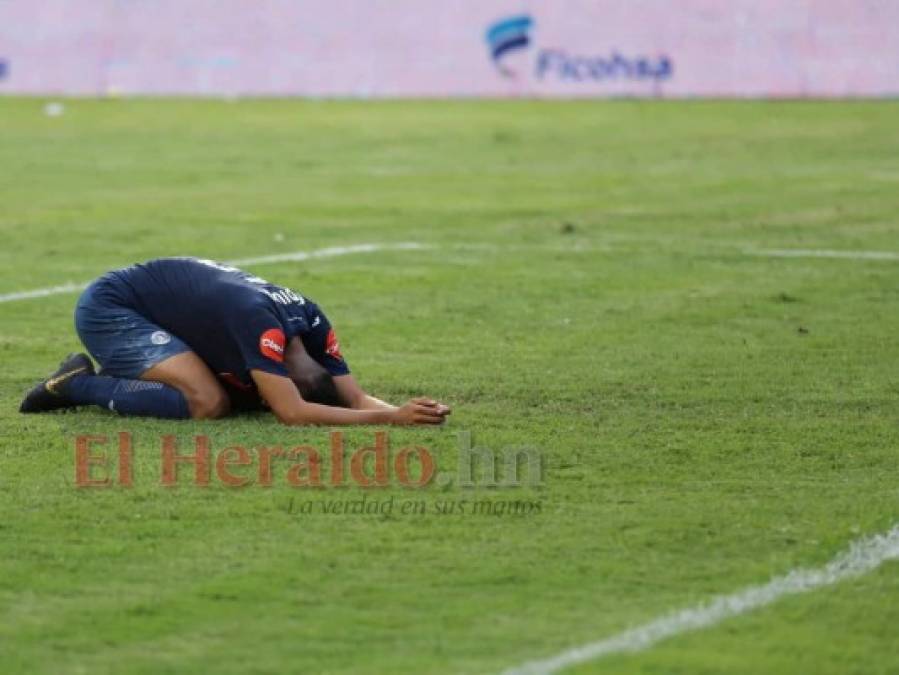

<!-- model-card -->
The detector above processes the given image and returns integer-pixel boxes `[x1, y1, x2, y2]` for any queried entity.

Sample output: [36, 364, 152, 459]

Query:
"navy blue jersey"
[103, 257, 349, 385]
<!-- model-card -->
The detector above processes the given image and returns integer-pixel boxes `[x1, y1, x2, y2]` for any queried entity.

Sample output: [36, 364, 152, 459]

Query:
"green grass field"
[1, 98, 898, 674]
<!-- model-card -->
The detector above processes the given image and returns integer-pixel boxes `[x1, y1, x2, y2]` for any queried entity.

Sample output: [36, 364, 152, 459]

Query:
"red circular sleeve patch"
[325, 328, 343, 360]
[259, 328, 286, 362]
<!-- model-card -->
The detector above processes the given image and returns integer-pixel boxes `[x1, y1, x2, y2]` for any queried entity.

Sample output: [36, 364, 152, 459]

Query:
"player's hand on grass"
[392, 398, 452, 425]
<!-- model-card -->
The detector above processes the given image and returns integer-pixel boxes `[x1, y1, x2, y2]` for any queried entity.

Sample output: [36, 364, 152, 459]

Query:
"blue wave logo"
[486, 15, 534, 77]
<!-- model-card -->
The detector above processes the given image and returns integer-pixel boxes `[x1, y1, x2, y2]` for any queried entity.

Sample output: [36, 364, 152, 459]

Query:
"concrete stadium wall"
[0, 1, 897, 98]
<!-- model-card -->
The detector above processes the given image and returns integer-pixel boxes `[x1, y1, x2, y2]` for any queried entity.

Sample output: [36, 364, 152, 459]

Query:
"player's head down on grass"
[20, 256, 451, 426]
[294, 372, 343, 408]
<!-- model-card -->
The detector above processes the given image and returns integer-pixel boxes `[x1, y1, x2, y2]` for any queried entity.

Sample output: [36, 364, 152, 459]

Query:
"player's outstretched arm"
[333, 373, 452, 417]
[333, 374, 396, 411]
[251, 370, 447, 426]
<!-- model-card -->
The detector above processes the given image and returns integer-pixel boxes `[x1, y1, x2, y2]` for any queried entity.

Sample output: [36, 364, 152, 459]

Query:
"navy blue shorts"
[74, 276, 190, 378]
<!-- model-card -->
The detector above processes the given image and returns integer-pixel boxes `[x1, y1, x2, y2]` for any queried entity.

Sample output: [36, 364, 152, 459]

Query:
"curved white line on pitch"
[0, 242, 431, 304]
[502, 524, 899, 675]
[232, 241, 430, 266]
[748, 248, 899, 261]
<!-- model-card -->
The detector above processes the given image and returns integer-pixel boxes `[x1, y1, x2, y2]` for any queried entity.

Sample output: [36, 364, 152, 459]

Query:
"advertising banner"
[1, 1, 897, 97]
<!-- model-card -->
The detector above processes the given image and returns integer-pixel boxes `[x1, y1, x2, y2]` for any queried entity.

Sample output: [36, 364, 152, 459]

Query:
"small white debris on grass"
[43, 102, 65, 117]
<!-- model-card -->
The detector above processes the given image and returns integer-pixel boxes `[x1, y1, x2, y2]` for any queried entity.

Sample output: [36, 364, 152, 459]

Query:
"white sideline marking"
[0, 281, 88, 304]
[749, 248, 899, 261]
[0, 242, 430, 305]
[230, 241, 430, 266]
[502, 524, 899, 675]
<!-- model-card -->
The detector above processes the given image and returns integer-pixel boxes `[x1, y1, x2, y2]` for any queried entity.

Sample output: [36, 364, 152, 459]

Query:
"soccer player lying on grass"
[20, 257, 451, 426]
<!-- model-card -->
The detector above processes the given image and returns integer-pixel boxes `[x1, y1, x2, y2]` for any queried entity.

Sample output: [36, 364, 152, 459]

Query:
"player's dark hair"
[295, 372, 344, 407]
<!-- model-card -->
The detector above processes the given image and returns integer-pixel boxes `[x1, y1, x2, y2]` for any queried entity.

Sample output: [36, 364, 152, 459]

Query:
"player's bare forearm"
[333, 374, 402, 411]
[281, 398, 448, 426]
[252, 369, 449, 426]
[351, 393, 397, 412]
[342, 386, 451, 421]
[332, 374, 448, 417]
[281, 399, 393, 426]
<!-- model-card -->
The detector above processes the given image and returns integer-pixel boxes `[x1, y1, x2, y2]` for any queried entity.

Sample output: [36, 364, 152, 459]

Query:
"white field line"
[230, 241, 430, 266]
[0, 242, 431, 305]
[748, 248, 899, 261]
[0, 281, 88, 304]
[3, 243, 892, 305]
[502, 524, 899, 675]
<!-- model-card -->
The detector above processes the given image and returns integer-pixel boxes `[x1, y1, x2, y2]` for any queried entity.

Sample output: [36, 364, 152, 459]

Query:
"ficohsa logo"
[485, 15, 534, 78]
[484, 14, 673, 85]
